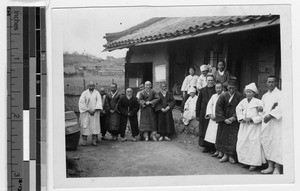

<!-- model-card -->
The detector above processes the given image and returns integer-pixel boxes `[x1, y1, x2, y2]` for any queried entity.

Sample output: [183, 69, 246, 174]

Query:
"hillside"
[63, 52, 125, 69]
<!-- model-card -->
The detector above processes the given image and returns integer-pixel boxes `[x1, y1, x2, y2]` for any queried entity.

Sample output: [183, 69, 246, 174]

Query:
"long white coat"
[261, 87, 282, 164]
[236, 97, 266, 166]
[204, 93, 221, 144]
[182, 95, 198, 125]
[79, 89, 103, 135]
[181, 75, 198, 94]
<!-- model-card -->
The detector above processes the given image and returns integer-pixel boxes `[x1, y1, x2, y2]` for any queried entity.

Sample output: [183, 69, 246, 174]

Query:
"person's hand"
[110, 110, 115, 114]
[264, 114, 273, 123]
[242, 118, 252, 123]
[161, 108, 165, 112]
[145, 101, 151, 105]
[183, 91, 186, 97]
[211, 115, 215, 120]
[127, 112, 131, 116]
[224, 119, 232, 124]
[164, 106, 170, 112]
[257, 106, 263, 113]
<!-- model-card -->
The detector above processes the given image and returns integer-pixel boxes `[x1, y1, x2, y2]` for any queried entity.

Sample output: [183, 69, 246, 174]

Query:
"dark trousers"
[180, 93, 190, 113]
[100, 114, 107, 136]
[119, 116, 139, 138]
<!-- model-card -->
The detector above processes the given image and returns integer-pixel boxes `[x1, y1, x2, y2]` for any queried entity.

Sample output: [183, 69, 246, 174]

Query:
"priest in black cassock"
[155, 82, 176, 141]
[215, 77, 243, 164]
[196, 74, 216, 153]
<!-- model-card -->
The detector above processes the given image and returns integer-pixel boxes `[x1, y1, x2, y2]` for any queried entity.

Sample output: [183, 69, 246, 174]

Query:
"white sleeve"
[236, 99, 245, 122]
[78, 91, 89, 113]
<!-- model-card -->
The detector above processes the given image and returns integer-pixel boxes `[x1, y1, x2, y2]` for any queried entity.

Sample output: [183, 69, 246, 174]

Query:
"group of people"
[77, 60, 282, 175]
[181, 61, 282, 174]
[78, 81, 176, 146]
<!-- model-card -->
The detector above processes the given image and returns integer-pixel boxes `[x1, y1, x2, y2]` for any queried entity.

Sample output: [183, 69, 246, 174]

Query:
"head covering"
[200, 65, 209, 72]
[188, 86, 196, 93]
[228, 76, 237, 86]
[245, 82, 259, 94]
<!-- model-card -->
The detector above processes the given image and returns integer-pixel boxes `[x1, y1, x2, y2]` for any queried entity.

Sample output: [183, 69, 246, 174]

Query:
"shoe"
[202, 147, 209, 153]
[217, 153, 224, 158]
[82, 139, 87, 146]
[101, 136, 108, 140]
[164, 136, 171, 141]
[120, 137, 127, 142]
[228, 156, 237, 164]
[152, 136, 157, 141]
[130, 137, 137, 142]
[273, 164, 281, 174]
[249, 166, 256, 171]
[211, 151, 219, 157]
[158, 136, 164, 141]
[92, 141, 97, 146]
[219, 155, 228, 163]
[261, 167, 274, 174]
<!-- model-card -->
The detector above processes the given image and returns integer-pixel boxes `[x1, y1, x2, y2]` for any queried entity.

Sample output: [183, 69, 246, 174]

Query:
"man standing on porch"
[138, 81, 160, 141]
[260, 76, 282, 174]
[212, 60, 231, 90]
[78, 81, 103, 146]
[196, 74, 216, 153]
[196, 65, 209, 92]
[180, 67, 198, 112]
[215, 78, 243, 164]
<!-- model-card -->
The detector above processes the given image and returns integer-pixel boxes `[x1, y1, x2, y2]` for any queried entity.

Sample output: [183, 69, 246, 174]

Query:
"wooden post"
[83, 78, 86, 89]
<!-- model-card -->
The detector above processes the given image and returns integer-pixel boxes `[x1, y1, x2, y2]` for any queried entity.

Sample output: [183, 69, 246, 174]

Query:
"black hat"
[228, 76, 237, 86]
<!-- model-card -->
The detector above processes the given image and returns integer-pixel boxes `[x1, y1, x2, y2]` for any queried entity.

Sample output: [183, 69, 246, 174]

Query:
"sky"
[60, 6, 246, 59]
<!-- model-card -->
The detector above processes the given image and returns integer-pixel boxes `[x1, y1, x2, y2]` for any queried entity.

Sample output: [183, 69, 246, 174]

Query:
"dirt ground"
[67, 132, 260, 177]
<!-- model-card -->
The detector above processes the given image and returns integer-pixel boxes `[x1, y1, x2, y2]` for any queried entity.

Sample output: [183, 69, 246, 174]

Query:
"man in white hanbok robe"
[180, 67, 198, 112]
[260, 76, 282, 174]
[204, 82, 223, 145]
[196, 65, 209, 92]
[182, 87, 198, 126]
[236, 83, 266, 171]
[78, 81, 103, 146]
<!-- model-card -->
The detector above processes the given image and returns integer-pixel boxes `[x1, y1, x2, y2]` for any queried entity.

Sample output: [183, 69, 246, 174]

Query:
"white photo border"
[50, 3, 294, 190]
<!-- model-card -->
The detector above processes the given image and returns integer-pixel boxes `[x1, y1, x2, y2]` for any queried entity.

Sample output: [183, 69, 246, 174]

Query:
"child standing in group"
[236, 83, 266, 171]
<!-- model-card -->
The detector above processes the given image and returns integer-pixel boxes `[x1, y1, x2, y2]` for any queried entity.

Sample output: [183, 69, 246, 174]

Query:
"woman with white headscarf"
[236, 83, 266, 171]
[182, 87, 198, 126]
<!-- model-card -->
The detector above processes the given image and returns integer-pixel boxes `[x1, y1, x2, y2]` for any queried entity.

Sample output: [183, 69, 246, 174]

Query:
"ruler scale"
[7, 7, 46, 191]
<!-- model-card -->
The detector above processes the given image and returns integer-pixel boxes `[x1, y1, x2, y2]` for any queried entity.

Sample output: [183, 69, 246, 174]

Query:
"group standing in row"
[180, 61, 282, 174]
[78, 81, 177, 146]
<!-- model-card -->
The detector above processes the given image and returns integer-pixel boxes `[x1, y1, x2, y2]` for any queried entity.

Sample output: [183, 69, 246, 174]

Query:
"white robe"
[196, 74, 207, 90]
[79, 89, 103, 135]
[261, 88, 282, 164]
[182, 95, 198, 125]
[181, 75, 199, 93]
[204, 93, 221, 144]
[236, 97, 266, 166]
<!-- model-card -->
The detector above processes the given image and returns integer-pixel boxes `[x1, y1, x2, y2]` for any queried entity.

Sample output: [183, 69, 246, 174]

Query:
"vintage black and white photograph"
[50, 4, 294, 188]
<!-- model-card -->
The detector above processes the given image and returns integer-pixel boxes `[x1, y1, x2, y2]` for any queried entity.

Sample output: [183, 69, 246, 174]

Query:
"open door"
[125, 62, 153, 96]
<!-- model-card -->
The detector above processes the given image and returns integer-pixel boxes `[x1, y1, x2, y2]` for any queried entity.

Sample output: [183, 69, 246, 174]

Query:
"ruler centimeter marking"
[7, 7, 47, 191]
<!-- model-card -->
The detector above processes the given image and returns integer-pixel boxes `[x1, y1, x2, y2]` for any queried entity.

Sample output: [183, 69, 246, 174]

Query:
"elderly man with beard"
[117, 88, 140, 142]
[78, 81, 103, 146]
[138, 81, 160, 141]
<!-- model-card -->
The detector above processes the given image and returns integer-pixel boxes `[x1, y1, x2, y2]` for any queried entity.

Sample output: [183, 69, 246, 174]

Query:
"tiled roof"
[103, 15, 279, 51]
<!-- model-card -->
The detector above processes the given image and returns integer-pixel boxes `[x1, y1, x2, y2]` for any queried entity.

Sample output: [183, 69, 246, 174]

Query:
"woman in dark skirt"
[155, 82, 176, 141]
